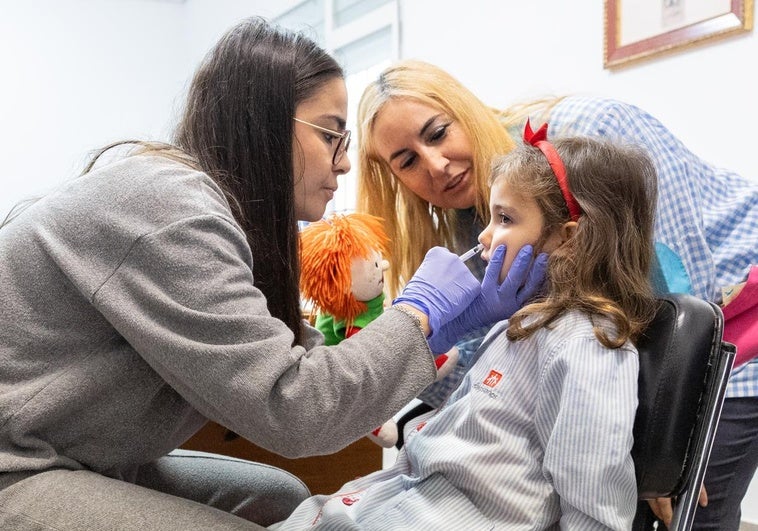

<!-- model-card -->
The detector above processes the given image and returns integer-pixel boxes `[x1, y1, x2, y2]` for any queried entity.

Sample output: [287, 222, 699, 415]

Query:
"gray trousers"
[0, 450, 310, 530]
[693, 396, 758, 530]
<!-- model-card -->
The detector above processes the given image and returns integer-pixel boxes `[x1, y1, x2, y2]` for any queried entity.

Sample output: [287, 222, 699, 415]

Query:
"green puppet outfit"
[315, 294, 386, 345]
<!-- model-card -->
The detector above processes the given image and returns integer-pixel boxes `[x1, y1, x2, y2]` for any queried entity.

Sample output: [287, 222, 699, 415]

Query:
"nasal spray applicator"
[421, 242, 484, 373]
[458, 243, 484, 262]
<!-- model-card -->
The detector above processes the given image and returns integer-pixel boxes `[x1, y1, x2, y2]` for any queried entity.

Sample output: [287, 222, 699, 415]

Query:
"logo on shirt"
[341, 495, 360, 506]
[483, 370, 503, 388]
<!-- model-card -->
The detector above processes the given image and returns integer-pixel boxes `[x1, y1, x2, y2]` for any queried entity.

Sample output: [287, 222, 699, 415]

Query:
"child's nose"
[477, 230, 489, 249]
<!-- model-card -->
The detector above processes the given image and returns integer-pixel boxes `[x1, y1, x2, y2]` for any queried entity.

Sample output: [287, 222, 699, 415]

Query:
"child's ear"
[559, 221, 578, 243]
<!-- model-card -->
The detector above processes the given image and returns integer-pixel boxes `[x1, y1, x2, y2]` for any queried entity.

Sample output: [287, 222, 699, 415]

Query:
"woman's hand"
[428, 244, 547, 353]
[471, 244, 548, 327]
[393, 246, 481, 335]
[647, 485, 708, 527]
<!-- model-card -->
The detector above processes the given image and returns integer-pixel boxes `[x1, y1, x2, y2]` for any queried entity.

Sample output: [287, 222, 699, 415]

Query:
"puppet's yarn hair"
[300, 213, 390, 323]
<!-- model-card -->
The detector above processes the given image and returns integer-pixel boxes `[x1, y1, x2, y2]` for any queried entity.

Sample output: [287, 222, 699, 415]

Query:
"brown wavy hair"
[501, 135, 659, 347]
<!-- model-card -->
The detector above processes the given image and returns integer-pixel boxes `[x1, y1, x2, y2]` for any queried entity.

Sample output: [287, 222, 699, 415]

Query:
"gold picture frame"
[604, 0, 754, 68]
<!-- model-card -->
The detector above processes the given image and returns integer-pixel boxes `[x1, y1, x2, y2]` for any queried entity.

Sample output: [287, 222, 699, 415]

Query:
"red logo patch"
[341, 495, 359, 506]
[483, 370, 503, 387]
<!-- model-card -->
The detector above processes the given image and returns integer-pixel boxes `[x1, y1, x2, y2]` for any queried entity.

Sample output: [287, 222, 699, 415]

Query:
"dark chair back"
[632, 294, 735, 530]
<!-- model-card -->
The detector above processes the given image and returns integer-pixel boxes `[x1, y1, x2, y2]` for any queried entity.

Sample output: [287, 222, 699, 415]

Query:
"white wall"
[0, 0, 309, 217]
[0, 0, 193, 216]
[182, 0, 297, 62]
[398, 1, 756, 180]
[1, 0, 756, 521]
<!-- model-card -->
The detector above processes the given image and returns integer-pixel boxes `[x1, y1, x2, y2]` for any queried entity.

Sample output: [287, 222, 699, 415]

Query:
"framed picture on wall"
[604, 0, 754, 68]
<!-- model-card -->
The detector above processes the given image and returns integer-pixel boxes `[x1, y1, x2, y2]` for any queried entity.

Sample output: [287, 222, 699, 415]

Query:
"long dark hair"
[172, 17, 343, 346]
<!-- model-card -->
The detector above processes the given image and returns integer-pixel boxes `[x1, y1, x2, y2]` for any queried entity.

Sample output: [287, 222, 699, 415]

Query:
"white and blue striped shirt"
[273, 312, 638, 530]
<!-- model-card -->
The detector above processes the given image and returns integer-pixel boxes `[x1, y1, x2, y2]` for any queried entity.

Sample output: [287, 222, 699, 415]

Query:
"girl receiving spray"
[272, 123, 659, 530]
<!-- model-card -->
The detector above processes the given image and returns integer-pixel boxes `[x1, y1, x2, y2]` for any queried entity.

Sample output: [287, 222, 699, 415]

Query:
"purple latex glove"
[393, 246, 481, 335]
[428, 244, 548, 353]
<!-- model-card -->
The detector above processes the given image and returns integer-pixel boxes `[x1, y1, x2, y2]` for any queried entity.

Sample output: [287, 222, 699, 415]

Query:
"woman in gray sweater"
[0, 16, 542, 531]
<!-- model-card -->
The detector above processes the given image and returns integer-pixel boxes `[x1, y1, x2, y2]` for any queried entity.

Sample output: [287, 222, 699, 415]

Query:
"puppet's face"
[350, 249, 389, 302]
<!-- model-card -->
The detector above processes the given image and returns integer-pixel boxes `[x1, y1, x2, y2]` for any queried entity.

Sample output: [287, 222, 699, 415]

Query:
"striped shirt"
[273, 312, 638, 530]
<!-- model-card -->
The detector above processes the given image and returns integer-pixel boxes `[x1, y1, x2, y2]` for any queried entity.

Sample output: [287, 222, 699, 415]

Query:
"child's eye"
[498, 213, 512, 224]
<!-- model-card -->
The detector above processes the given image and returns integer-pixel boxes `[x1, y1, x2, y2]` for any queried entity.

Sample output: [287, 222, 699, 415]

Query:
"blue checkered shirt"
[420, 96, 758, 404]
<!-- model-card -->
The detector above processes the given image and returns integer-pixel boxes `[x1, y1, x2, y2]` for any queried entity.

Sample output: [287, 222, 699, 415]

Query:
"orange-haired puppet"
[300, 212, 458, 448]
[300, 213, 391, 344]
[300, 212, 397, 447]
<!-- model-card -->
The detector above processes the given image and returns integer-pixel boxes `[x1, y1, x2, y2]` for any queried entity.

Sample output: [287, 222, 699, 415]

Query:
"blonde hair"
[498, 136, 659, 347]
[497, 96, 565, 131]
[299, 213, 390, 325]
[356, 60, 517, 298]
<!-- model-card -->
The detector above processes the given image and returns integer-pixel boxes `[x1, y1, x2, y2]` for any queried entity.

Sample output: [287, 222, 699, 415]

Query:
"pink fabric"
[723, 265, 758, 367]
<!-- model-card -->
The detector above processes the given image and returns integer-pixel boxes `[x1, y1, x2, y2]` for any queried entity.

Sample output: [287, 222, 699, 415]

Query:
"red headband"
[523, 120, 581, 222]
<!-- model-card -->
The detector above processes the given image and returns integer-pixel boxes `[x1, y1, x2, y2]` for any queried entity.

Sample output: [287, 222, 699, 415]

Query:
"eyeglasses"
[293, 118, 352, 165]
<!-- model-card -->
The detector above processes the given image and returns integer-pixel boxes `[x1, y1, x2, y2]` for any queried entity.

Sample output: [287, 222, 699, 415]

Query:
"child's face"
[479, 179, 563, 282]
[350, 249, 390, 302]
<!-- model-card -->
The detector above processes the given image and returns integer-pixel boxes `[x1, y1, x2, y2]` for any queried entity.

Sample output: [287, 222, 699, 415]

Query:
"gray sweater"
[0, 155, 435, 483]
